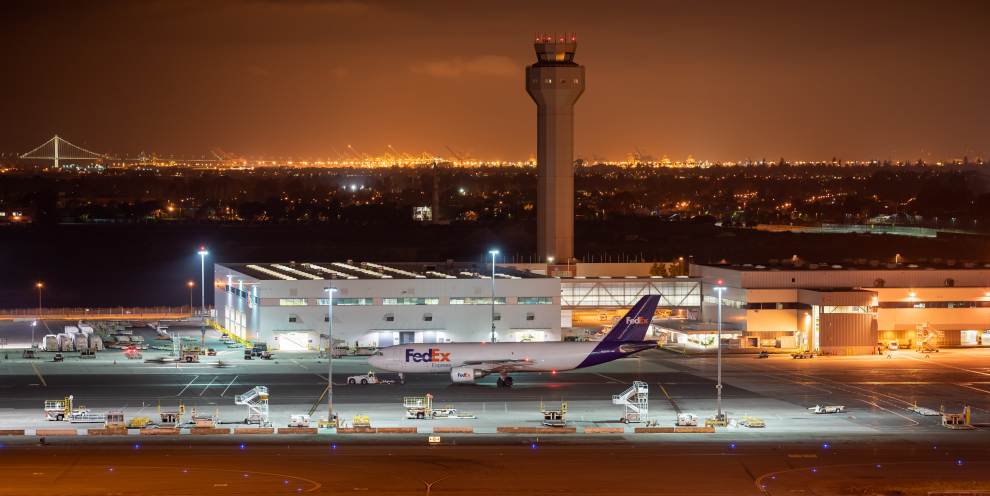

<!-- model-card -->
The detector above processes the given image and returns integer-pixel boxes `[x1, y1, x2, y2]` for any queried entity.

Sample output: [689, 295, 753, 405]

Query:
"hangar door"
[276, 331, 312, 351]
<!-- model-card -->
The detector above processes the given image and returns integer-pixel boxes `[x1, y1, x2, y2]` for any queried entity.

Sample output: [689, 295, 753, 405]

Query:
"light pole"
[197, 247, 209, 315]
[713, 279, 727, 422]
[187, 281, 195, 311]
[325, 287, 338, 426]
[489, 249, 499, 343]
[33, 282, 43, 348]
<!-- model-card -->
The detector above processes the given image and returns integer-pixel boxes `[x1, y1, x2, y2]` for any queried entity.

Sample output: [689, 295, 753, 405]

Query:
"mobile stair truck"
[611, 381, 649, 423]
[234, 386, 271, 426]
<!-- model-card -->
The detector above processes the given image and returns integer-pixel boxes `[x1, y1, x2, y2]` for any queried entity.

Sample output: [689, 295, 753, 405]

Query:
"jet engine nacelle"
[450, 367, 488, 383]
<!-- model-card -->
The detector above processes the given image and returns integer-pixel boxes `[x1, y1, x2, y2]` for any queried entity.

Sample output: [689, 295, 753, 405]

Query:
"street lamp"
[197, 247, 209, 315]
[35, 281, 44, 311]
[324, 287, 338, 426]
[489, 249, 499, 343]
[33, 281, 43, 349]
[187, 281, 195, 311]
[713, 279, 727, 423]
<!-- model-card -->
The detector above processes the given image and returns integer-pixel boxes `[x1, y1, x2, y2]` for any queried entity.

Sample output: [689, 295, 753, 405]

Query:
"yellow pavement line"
[903, 354, 990, 377]
[31, 363, 46, 387]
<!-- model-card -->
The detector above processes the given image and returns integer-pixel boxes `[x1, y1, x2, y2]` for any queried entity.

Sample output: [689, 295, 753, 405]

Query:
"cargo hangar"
[213, 259, 990, 355]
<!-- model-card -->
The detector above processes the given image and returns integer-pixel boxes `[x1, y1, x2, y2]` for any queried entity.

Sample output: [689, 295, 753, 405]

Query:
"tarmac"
[0, 440, 988, 495]
[1, 322, 989, 440]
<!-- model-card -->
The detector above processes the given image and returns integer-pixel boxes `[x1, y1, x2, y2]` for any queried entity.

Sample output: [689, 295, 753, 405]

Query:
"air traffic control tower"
[527, 34, 585, 263]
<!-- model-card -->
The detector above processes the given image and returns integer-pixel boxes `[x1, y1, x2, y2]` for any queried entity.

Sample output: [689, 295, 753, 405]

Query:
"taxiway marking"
[176, 375, 199, 397]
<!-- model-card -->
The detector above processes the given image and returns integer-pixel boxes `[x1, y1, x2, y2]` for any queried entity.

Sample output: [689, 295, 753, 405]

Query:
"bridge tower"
[526, 34, 585, 263]
[20, 135, 106, 168]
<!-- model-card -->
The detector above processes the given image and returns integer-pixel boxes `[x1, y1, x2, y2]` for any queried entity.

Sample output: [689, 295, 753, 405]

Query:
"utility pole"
[714, 279, 726, 423]
[325, 287, 338, 426]
[187, 281, 194, 311]
[489, 249, 499, 342]
[197, 247, 209, 315]
[33, 281, 44, 349]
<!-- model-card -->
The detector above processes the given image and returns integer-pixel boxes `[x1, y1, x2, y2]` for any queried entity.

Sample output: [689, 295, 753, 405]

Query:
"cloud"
[410, 55, 517, 78]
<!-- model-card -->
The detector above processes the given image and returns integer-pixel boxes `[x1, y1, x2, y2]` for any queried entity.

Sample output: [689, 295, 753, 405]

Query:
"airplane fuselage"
[368, 341, 655, 375]
[366, 295, 663, 384]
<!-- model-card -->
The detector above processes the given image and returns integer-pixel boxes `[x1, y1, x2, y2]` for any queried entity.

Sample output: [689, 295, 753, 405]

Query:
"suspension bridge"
[19, 135, 106, 168]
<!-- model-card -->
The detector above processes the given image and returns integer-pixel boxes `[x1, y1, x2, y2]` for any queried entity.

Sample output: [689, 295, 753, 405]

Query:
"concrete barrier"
[35, 429, 77, 436]
[87, 428, 129, 436]
[234, 428, 274, 435]
[583, 427, 625, 434]
[140, 428, 180, 435]
[433, 426, 473, 434]
[0, 430, 25, 436]
[277, 427, 318, 435]
[634, 426, 715, 433]
[190, 427, 231, 435]
[496, 427, 577, 434]
[634, 427, 675, 433]
[335, 427, 376, 434]
[375, 427, 418, 434]
[675, 426, 716, 433]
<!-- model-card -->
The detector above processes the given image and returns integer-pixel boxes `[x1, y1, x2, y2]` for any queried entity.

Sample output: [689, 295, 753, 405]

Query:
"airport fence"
[0, 306, 203, 321]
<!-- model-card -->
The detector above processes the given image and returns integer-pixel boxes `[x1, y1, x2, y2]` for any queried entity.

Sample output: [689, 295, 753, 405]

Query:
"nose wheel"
[496, 373, 514, 388]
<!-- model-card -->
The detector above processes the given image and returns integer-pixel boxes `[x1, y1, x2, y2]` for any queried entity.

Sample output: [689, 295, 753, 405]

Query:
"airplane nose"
[367, 355, 380, 368]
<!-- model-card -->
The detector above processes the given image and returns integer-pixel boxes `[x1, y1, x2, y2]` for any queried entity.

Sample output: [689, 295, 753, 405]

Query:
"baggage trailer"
[404, 394, 476, 420]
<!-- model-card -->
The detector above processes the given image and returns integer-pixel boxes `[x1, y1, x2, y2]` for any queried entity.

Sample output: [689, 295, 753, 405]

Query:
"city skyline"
[2, 0, 988, 162]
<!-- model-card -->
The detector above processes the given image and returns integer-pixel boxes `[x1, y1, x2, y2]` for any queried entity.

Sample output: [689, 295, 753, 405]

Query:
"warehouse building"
[214, 261, 560, 351]
[215, 259, 990, 356]
[691, 261, 990, 355]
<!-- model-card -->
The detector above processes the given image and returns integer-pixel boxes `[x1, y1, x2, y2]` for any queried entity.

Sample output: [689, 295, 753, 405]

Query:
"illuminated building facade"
[693, 262, 990, 354]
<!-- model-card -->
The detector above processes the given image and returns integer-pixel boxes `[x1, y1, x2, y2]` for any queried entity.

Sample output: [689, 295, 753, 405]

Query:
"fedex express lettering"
[405, 348, 451, 363]
[626, 316, 649, 325]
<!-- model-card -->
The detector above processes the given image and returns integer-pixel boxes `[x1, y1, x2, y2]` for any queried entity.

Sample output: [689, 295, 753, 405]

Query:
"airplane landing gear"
[496, 373, 514, 388]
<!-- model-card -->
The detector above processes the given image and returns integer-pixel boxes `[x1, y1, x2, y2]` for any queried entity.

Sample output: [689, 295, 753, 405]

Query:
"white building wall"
[214, 265, 561, 349]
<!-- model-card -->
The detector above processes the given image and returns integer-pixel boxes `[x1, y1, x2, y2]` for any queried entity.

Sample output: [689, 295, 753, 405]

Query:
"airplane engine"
[450, 367, 487, 383]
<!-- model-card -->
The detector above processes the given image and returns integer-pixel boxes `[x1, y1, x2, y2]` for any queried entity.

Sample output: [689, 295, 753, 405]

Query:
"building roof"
[698, 261, 990, 272]
[219, 261, 548, 281]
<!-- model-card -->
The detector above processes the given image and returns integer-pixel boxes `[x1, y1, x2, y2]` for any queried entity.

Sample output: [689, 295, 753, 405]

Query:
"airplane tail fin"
[601, 295, 661, 342]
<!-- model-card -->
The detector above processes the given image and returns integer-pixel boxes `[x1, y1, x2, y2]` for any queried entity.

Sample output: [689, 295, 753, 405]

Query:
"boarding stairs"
[234, 386, 271, 426]
[612, 381, 649, 423]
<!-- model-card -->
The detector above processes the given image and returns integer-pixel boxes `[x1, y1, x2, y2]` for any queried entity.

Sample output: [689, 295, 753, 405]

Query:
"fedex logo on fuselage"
[625, 316, 649, 325]
[405, 348, 451, 363]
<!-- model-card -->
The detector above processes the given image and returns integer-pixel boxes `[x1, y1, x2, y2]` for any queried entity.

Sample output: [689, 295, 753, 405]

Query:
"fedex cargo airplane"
[367, 295, 661, 386]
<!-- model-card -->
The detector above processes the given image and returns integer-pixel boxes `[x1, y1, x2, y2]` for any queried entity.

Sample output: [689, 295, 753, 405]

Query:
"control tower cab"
[526, 34, 585, 263]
